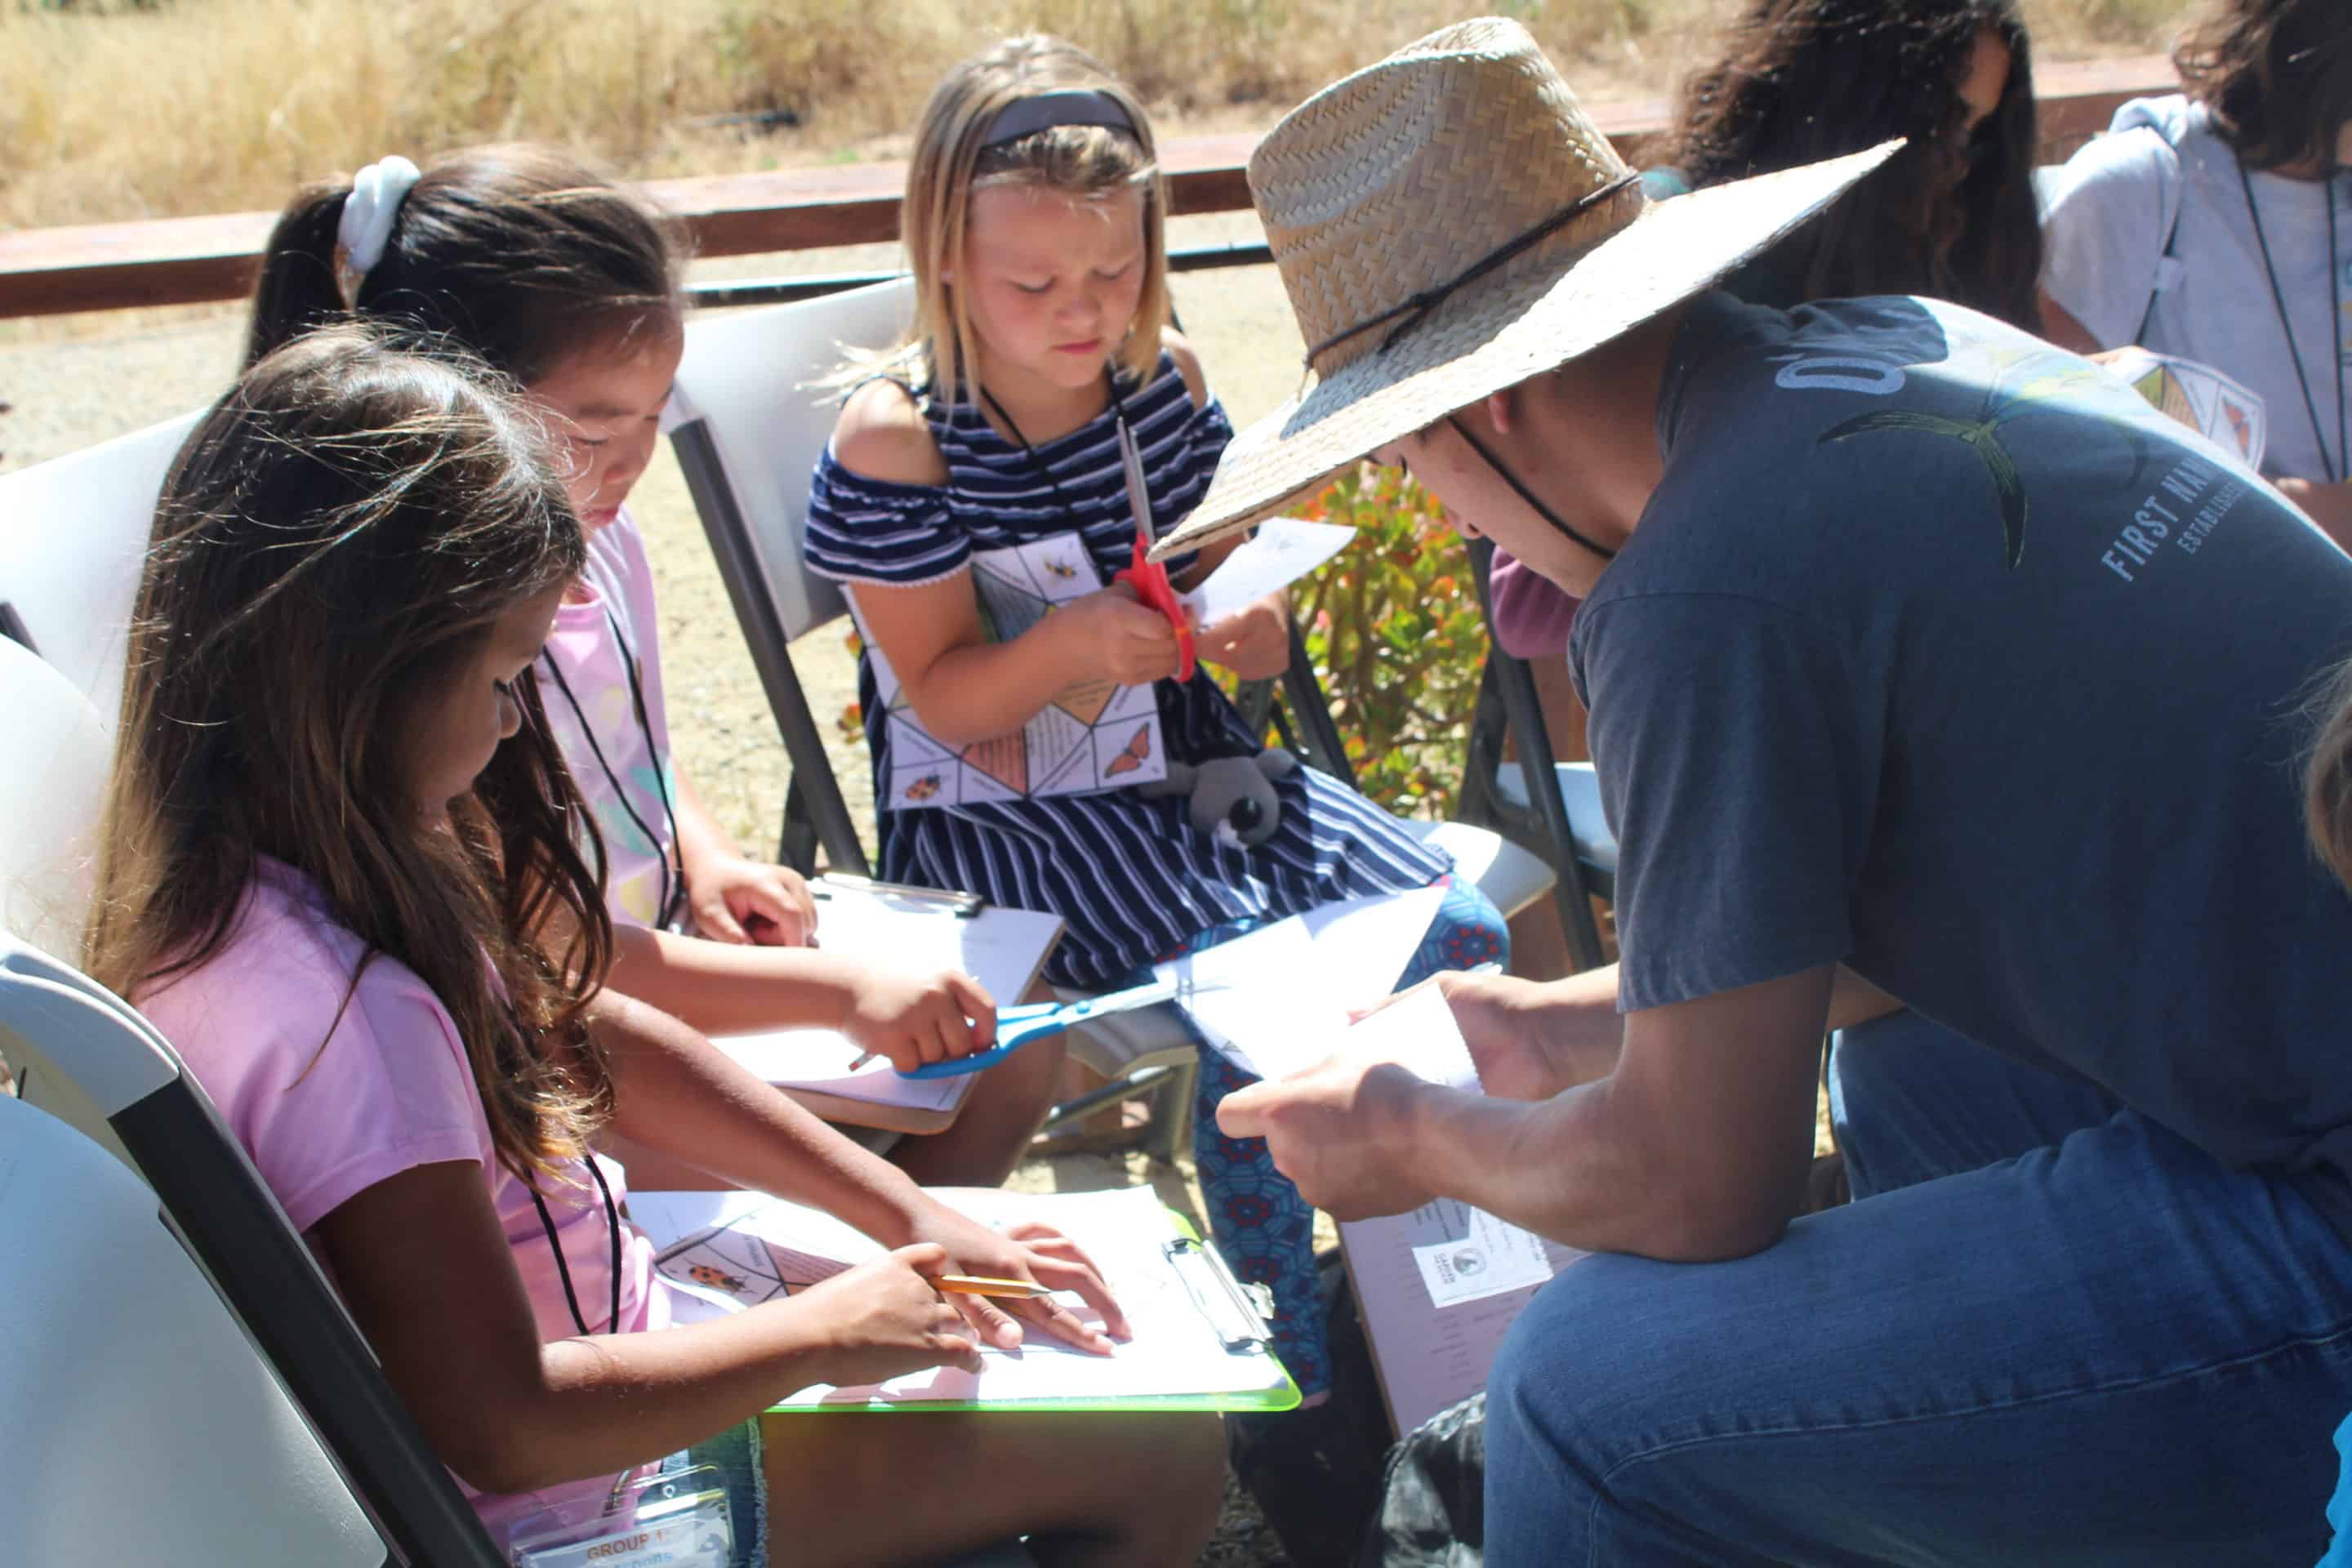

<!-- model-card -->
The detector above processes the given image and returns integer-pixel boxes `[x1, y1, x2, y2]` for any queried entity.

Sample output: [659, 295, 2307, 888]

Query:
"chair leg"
[1147, 1054, 1197, 1165]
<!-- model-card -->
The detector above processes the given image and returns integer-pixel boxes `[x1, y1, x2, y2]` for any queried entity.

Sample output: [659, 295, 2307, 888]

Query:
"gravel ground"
[0, 214, 1316, 1565]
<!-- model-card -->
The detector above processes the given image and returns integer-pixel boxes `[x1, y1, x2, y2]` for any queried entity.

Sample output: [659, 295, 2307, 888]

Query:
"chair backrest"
[0, 410, 198, 724]
[0, 634, 112, 963]
[0, 1091, 385, 1565]
[670, 276, 915, 642]
[666, 278, 917, 874]
[0, 933, 506, 1567]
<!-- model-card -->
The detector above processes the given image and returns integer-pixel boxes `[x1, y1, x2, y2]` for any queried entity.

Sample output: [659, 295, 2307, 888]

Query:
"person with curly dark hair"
[1664, 0, 2042, 327]
[2041, 0, 2352, 546]
[1487, 0, 2041, 689]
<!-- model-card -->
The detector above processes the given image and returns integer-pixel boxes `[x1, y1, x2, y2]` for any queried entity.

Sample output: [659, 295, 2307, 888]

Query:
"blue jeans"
[1482, 1011, 2352, 1566]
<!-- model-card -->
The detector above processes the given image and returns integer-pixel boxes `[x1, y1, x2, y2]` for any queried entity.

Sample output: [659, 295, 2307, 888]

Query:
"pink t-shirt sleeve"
[1489, 548, 1582, 662]
[137, 866, 492, 1234]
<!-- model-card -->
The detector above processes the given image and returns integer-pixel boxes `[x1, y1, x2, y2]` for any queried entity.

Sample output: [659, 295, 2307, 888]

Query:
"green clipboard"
[766, 1209, 1300, 1416]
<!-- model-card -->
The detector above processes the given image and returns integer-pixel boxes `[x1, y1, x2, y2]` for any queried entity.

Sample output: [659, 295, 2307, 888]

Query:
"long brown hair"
[883, 34, 1170, 399]
[1673, 0, 2043, 329]
[2310, 658, 2352, 893]
[246, 143, 686, 385]
[87, 327, 617, 1183]
[2176, 0, 2352, 174]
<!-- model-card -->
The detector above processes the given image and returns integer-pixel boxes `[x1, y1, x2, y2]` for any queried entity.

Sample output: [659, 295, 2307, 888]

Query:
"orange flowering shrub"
[1281, 463, 1481, 817]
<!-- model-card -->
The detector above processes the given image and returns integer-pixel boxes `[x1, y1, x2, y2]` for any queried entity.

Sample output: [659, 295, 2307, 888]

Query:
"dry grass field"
[2, 0, 2185, 229]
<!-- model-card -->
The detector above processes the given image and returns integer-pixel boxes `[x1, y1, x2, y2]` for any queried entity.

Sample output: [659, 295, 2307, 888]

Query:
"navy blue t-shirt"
[1570, 292, 2352, 1230]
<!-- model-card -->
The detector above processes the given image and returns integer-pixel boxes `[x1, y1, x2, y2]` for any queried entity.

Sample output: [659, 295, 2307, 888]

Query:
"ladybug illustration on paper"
[688, 1263, 747, 1294]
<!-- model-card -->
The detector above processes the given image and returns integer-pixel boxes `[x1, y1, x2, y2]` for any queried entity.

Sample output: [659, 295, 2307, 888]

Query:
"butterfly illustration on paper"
[688, 1263, 748, 1294]
[2222, 397, 2255, 461]
[903, 774, 942, 803]
[1044, 558, 1080, 581]
[1104, 724, 1153, 777]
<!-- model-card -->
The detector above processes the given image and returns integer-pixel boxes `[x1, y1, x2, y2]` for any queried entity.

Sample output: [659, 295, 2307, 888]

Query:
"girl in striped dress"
[804, 35, 1510, 1401]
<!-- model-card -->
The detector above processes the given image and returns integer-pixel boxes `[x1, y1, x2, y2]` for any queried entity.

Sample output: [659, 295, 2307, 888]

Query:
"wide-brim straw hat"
[1151, 17, 1900, 560]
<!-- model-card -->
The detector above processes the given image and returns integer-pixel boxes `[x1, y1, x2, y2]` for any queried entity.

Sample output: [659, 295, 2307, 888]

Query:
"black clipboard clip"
[1165, 1235, 1277, 1354]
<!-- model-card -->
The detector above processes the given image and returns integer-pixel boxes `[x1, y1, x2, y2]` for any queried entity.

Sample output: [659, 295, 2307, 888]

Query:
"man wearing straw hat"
[1168, 18, 2352, 1562]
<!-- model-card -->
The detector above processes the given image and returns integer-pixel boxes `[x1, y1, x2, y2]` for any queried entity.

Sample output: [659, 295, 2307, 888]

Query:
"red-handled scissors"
[1111, 421, 1196, 683]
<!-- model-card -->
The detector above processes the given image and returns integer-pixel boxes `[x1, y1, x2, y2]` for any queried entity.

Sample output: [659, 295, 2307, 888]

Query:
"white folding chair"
[666, 282, 1557, 1144]
[0, 409, 199, 724]
[0, 1092, 390, 1565]
[0, 932, 506, 1566]
[0, 633, 111, 963]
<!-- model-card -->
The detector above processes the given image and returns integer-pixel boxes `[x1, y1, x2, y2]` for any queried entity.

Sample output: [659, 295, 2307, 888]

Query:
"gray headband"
[980, 89, 1138, 150]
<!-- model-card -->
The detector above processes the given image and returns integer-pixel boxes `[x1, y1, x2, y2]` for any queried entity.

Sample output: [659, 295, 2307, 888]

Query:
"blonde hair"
[888, 35, 1169, 397]
[2309, 657, 2352, 893]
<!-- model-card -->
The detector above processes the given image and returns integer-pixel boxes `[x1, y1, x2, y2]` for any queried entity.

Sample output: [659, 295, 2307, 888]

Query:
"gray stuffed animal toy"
[1142, 749, 1298, 849]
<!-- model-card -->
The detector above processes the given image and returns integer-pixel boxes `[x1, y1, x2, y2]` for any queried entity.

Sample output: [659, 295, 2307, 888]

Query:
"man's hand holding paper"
[1352, 968, 1618, 1104]
[1215, 982, 1485, 1219]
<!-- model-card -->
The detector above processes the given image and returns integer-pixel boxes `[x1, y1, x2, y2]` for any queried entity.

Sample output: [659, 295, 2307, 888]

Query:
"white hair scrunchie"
[334, 154, 424, 308]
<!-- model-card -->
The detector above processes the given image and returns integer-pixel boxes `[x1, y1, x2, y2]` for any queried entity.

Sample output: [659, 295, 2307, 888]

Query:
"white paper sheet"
[1156, 886, 1446, 1080]
[1410, 1203, 1558, 1307]
[705, 878, 1061, 1111]
[1176, 517, 1355, 629]
[631, 1186, 1289, 1407]
[1343, 1200, 1585, 1436]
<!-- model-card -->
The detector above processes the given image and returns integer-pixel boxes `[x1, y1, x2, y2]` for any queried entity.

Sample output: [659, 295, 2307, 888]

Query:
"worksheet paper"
[853, 532, 1167, 811]
[706, 879, 1061, 1116]
[1176, 517, 1354, 629]
[2103, 347, 2268, 471]
[630, 1186, 1285, 1408]
[1154, 886, 1446, 1081]
[1214, 971, 1589, 1437]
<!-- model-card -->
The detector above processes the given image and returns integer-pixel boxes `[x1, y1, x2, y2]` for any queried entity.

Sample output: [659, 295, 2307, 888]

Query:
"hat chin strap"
[1445, 415, 1619, 562]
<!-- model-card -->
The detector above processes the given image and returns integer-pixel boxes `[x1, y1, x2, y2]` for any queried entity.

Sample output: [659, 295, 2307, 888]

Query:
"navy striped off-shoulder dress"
[803, 354, 1452, 990]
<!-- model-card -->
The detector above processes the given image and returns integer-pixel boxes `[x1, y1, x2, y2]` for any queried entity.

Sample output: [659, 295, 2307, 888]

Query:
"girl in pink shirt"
[89, 327, 1222, 1564]
[240, 145, 1058, 1186]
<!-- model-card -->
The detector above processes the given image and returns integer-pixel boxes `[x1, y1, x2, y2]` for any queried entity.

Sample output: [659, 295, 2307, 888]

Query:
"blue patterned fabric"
[802, 355, 1452, 990]
[1184, 875, 1508, 1397]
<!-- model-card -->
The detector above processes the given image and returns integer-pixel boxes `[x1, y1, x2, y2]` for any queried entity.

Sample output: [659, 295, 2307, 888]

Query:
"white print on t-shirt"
[1771, 354, 1907, 396]
[1776, 328, 2256, 581]
[2100, 456, 2246, 582]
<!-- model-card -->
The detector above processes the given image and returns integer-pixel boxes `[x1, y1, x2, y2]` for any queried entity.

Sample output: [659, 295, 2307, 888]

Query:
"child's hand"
[688, 855, 818, 947]
[902, 1201, 1129, 1356]
[1194, 591, 1292, 680]
[785, 1245, 984, 1386]
[1058, 584, 1183, 685]
[844, 965, 998, 1071]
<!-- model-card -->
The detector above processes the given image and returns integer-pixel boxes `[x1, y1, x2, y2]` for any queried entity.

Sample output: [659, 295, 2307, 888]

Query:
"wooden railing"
[0, 55, 2170, 320]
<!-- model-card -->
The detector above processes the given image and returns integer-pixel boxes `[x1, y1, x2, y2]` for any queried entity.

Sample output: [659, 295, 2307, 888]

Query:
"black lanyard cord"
[530, 1153, 622, 1337]
[540, 604, 684, 930]
[1446, 415, 1619, 562]
[2239, 163, 2346, 484]
[977, 373, 1137, 528]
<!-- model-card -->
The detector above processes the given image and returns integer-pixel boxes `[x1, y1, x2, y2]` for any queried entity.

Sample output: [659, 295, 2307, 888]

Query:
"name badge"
[509, 1464, 733, 1568]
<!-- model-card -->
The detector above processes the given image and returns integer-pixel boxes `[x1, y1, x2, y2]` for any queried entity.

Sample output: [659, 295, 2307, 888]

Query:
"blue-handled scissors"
[898, 976, 1181, 1080]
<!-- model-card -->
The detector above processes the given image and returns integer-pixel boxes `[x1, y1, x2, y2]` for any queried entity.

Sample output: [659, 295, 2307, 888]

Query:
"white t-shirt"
[2040, 94, 2352, 483]
[537, 510, 680, 930]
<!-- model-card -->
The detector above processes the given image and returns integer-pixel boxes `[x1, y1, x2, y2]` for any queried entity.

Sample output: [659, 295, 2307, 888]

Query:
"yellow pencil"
[935, 1275, 1057, 1299]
